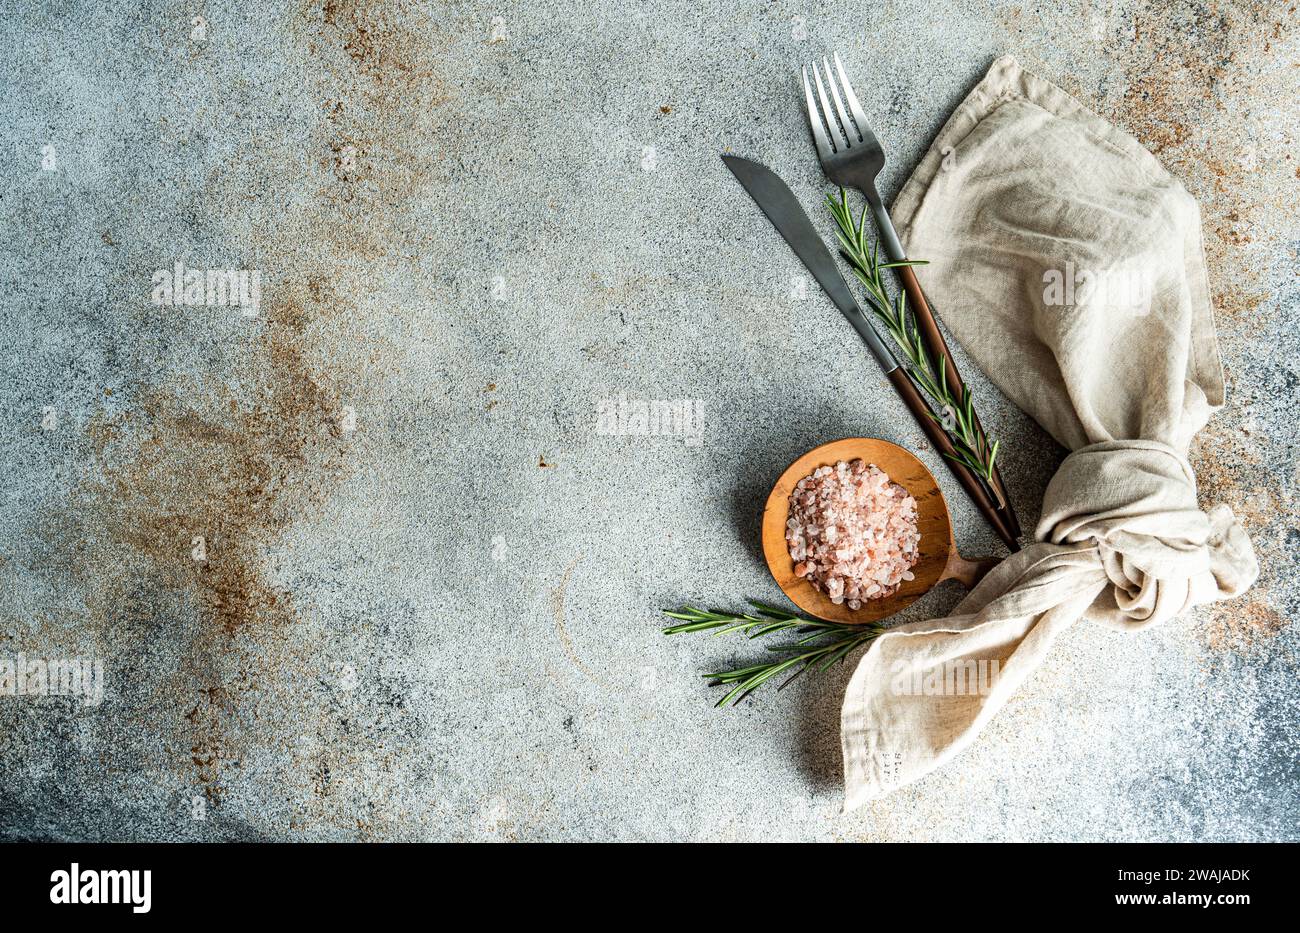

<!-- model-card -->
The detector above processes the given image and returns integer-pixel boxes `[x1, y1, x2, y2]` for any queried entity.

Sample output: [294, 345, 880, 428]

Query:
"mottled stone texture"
[0, 0, 1295, 841]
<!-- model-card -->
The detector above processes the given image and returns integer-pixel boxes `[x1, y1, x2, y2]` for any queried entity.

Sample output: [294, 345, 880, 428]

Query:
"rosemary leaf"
[664, 604, 882, 707]
[825, 188, 1002, 496]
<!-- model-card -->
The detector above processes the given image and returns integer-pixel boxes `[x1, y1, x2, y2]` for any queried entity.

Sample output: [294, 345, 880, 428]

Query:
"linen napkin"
[840, 55, 1259, 808]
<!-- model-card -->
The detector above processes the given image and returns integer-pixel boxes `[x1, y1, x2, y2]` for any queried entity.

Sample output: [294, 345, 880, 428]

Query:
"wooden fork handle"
[894, 263, 1022, 540]
[886, 368, 1018, 551]
[940, 552, 1000, 589]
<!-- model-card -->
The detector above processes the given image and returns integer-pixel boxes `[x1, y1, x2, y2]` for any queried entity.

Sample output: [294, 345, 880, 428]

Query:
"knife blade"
[722, 155, 897, 373]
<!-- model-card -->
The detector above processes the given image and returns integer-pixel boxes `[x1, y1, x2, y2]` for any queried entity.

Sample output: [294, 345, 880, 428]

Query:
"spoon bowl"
[762, 437, 996, 624]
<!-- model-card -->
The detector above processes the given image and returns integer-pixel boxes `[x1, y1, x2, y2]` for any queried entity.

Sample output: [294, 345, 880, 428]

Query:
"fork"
[802, 53, 1022, 542]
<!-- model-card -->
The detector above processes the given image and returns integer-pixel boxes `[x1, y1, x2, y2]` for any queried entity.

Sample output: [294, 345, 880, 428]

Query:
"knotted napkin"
[840, 56, 1259, 808]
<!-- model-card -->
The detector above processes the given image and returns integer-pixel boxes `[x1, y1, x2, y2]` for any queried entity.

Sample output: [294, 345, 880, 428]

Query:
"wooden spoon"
[762, 437, 998, 624]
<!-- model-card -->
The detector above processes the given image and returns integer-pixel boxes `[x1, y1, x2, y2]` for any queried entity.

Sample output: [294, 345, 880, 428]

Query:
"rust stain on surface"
[1013, 1, 1299, 331]
[1102, 2, 1297, 329]
[31, 0, 457, 825]
[69, 280, 358, 803]
[79, 286, 352, 637]
[1201, 596, 1288, 652]
[1189, 422, 1295, 653]
[302, 0, 453, 261]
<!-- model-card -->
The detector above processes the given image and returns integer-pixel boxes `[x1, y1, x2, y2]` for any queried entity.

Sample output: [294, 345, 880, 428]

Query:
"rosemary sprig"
[662, 600, 882, 707]
[825, 189, 1001, 500]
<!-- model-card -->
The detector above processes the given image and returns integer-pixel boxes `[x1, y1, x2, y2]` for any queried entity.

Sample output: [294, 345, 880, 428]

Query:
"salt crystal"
[784, 459, 921, 605]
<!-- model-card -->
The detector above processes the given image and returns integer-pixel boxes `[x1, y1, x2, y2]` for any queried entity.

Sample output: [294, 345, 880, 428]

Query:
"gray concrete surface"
[0, 0, 1296, 841]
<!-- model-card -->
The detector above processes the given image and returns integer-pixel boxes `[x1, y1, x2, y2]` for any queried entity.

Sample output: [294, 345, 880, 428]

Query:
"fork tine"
[833, 52, 872, 142]
[810, 63, 845, 151]
[801, 65, 834, 159]
[821, 56, 857, 145]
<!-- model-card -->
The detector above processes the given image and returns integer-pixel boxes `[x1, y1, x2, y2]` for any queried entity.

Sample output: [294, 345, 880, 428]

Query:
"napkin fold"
[840, 56, 1258, 808]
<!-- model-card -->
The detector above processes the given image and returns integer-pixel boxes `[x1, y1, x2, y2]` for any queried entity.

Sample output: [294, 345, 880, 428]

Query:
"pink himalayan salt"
[785, 459, 920, 609]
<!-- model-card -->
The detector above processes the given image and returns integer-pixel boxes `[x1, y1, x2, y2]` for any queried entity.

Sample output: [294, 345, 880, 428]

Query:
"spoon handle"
[940, 553, 1000, 589]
